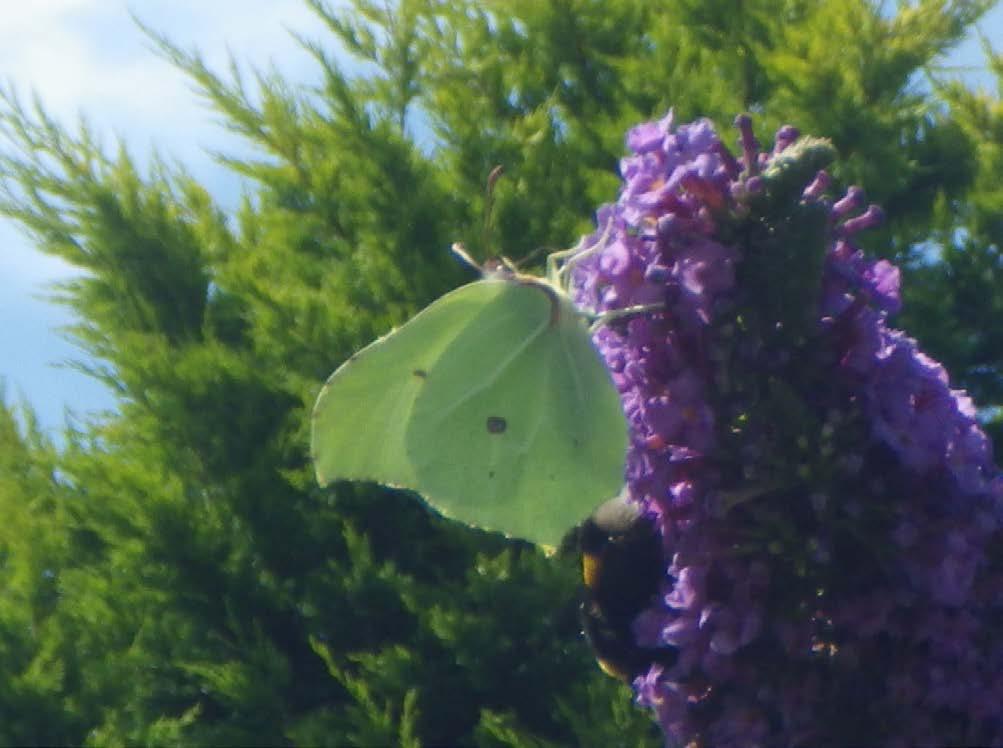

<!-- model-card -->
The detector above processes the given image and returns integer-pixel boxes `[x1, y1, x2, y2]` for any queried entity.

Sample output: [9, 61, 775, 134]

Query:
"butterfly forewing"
[406, 281, 628, 546]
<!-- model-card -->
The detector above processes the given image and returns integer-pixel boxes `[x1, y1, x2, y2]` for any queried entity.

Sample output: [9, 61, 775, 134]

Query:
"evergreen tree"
[0, 0, 999, 744]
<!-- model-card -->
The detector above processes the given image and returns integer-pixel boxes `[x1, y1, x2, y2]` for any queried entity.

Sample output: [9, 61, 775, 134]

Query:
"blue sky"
[1, 1, 1002, 435]
[1, 0, 326, 431]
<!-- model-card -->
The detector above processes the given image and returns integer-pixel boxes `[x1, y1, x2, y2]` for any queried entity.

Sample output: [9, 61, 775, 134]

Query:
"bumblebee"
[567, 490, 678, 682]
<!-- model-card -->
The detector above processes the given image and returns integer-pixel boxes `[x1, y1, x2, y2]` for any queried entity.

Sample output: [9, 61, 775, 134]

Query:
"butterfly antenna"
[511, 245, 549, 270]
[481, 165, 504, 258]
[451, 242, 483, 273]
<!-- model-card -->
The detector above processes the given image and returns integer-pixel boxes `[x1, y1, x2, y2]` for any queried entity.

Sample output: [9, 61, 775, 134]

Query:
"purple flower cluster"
[571, 111, 1003, 747]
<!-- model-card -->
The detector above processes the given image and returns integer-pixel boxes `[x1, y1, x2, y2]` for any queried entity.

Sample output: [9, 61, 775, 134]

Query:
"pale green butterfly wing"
[311, 281, 509, 488]
[311, 276, 628, 547]
[405, 281, 627, 546]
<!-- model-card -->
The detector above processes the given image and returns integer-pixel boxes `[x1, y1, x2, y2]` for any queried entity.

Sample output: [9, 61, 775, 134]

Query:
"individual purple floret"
[571, 111, 1003, 747]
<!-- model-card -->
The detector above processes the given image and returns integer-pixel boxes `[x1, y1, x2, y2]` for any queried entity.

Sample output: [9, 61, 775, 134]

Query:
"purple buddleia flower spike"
[733, 113, 759, 176]
[802, 169, 831, 201]
[570, 111, 1003, 747]
[773, 125, 800, 154]
[832, 185, 865, 218]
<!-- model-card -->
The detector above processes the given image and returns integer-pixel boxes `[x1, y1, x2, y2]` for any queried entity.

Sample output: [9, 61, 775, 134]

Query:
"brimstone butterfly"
[310, 240, 629, 547]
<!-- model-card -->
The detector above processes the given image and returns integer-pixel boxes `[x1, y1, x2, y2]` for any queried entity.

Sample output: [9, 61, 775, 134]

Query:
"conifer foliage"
[0, 1, 1000, 745]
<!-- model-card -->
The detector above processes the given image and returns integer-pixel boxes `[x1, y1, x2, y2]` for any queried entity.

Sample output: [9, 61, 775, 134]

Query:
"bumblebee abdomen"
[579, 492, 677, 682]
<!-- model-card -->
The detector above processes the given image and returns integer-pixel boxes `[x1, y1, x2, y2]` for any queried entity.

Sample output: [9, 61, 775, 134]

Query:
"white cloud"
[0, 1, 340, 430]
[2, 0, 102, 30]
[0, 1, 324, 135]
[0, 1, 333, 275]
